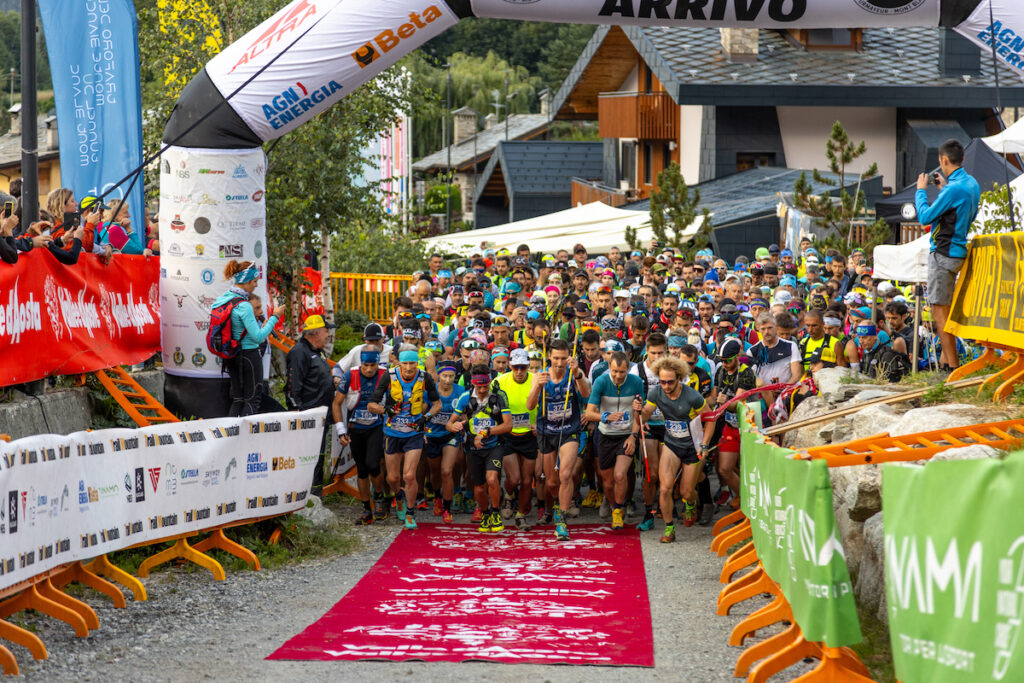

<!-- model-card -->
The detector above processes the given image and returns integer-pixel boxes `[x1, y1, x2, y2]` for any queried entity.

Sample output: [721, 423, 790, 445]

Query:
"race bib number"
[352, 409, 376, 426]
[390, 415, 415, 432]
[609, 410, 631, 431]
[431, 411, 451, 426]
[665, 420, 692, 441]
[511, 413, 531, 429]
[471, 416, 495, 434]
[651, 407, 664, 422]
[725, 411, 739, 428]
[546, 404, 569, 421]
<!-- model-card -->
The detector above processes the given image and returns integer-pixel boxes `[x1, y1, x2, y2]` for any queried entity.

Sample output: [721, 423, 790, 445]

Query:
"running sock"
[443, 498, 452, 512]
[697, 477, 712, 505]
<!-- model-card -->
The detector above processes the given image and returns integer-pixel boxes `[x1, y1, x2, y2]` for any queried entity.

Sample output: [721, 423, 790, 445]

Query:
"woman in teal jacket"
[213, 260, 285, 416]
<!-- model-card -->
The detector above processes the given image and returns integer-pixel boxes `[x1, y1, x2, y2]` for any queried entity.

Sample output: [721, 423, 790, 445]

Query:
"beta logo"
[352, 6, 444, 69]
[272, 456, 295, 471]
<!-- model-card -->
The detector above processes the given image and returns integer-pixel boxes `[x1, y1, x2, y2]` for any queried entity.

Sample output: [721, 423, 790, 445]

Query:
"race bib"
[390, 415, 415, 432]
[511, 413, 531, 429]
[651, 407, 664, 422]
[609, 410, 631, 431]
[546, 404, 569, 421]
[352, 409, 376, 426]
[471, 416, 495, 434]
[665, 420, 692, 440]
[431, 411, 451, 426]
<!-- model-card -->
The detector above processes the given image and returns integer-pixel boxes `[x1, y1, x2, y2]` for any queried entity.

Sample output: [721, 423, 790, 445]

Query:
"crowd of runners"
[328, 240, 966, 543]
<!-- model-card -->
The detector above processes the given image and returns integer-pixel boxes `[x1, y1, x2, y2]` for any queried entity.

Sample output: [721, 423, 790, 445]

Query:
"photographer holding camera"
[915, 139, 980, 372]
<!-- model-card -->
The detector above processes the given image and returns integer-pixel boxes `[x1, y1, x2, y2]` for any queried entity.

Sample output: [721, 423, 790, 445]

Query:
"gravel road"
[15, 503, 801, 682]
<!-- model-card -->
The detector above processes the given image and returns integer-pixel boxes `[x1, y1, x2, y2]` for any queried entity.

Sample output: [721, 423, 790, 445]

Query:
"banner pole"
[912, 286, 922, 376]
[19, 0, 38, 230]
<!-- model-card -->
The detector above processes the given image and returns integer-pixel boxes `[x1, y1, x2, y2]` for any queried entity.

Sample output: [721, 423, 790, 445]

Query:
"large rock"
[855, 511, 888, 622]
[848, 403, 902, 443]
[890, 404, 1013, 438]
[830, 465, 883, 523]
[0, 388, 92, 440]
[813, 367, 855, 403]
[930, 444, 999, 462]
[294, 495, 336, 527]
[783, 395, 831, 449]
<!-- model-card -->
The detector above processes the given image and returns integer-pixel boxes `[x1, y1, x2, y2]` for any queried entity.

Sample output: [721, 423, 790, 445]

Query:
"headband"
[856, 324, 877, 337]
[359, 350, 380, 364]
[233, 265, 259, 284]
[398, 350, 419, 363]
[471, 373, 492, 386]
[437, 361, 458, 374]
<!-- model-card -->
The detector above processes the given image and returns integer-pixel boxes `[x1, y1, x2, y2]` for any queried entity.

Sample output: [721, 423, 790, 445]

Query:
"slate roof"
[553, 26, 1024, 114]
[474, 141, 604, 204]
[412, 113, 550, 173]
[624, 166, 875, 227]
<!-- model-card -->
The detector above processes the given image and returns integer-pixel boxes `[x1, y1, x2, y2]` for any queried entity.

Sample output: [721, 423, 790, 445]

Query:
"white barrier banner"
[0, 408, 326, 592]
[205, 0, 458, 142]
[470, 0, 940, 28]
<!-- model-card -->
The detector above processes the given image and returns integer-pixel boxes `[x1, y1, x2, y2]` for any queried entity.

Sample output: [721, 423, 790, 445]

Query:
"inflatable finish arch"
[158, 0, 1003, 416]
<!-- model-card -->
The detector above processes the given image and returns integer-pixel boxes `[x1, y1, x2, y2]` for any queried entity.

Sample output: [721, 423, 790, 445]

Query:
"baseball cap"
[437, 269, 452, 279]
[768, 243, 780, 254]
[781, 248, 793, 257]
[80, 195, 110, 212]
[509, 348, 530, 367]
[773, 290, 793, 305]
[614, 289, 629, 299]
[780, 274, 798, 288]
[652, 263, 668, 273]
[755, 247, 770, 260]
[718, 337, 743, 361]
[603, 339, 625, 351]
[363, 323, 384, 340]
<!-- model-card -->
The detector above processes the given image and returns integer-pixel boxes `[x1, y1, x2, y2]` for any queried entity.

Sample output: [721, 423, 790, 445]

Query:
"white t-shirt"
[747, 337, 800, 385]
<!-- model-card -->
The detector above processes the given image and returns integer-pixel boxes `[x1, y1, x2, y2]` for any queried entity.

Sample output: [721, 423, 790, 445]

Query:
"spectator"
[215, 260, 284, 417]
[47, 189, 108, 256]
[248, 292, 285, 413]
[286, 313, 337, 491]
[915, 138, 980, 373]
[103, 200, 148, 255]
[8, 178, 21, 199]
[0, 214, 18, 264]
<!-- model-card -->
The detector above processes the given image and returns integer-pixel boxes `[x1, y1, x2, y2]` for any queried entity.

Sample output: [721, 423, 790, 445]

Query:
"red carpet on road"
[268, 524, 654, 667]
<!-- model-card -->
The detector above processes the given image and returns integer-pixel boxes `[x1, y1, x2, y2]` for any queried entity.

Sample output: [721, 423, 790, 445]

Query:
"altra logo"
[352, 6, 444, 68]
[231, 0, 318, 73]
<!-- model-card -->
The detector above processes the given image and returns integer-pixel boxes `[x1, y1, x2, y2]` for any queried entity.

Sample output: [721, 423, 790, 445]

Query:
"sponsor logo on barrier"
[149, 513, 179, 530]
[111, 437, 139, 452]
[192, 349, 208, 367]
[246, 452, 269, 478]
[197, 193, 219, 206]
[262, 80, 343, 131]
[595, 0, 806, 21]
[254, 240, 263, 258]
[289, 417, 318, 430]
[173, 347, 185, 366]
[164, 463, 178, 496]
[225, 456, 238, 480]
[217, 501, 237, 516]
[251, 218, 265, 229]
[194, 320, 210, 332]
[201, 269, 215, 285]
[197, 294, 216, 309]
[247, 495, 280, 509]
[231, 0, 318, 73]
[219, 244, 244, 258]
[250, 421, 283, 434]
[225, 194, 250, 203]
[272, 456, 295, 471]
[145, 434, 174, 447]
[195, 217, 212, 235]
[171, 269, 190, 282]
[173, 293, 189, 308]
[177, 429, 207, 444]
[184, 507, 211, 523]
[123, 473, 133, 502]
[199, 168, 225, 175]
[167, 243, 183, 257]
[216, 219, 247, 231]
[160, 268, 167, 279]
[134, 467, 146, 503]
[7, 491, 17, 534]
[854, 0, 927, 16]
[352, 6, 444, 68]
[169, 215, 186, 232]
[233, 165, 248, 179]
[202, 468, 220, 487]
[209, 425, 241, 439]
[0, 279, 43, 343]
[148, 467, 161, 492]
[180, 467, 200, 485]
[123, 520, 144, 537]
[284, 490, 309, 504]
[253, 190, 264, 202]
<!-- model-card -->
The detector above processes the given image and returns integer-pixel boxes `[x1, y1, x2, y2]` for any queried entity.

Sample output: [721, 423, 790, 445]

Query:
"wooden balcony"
[571, 178, 631, 208]
[598, 91, 678, 141]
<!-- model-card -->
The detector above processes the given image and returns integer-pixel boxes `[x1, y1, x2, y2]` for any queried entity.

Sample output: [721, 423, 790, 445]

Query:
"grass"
[849, 603, 897, 683]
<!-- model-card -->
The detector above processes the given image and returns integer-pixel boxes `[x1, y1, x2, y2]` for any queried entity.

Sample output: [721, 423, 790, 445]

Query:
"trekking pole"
[635, 394, 651, 483]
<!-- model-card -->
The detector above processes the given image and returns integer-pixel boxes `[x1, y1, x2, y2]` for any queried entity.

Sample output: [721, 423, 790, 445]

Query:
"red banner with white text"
[0, 251, 161, 385]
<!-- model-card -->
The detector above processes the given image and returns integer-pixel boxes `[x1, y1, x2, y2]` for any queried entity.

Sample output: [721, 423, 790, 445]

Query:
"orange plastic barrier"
[329, 272, 412, 324]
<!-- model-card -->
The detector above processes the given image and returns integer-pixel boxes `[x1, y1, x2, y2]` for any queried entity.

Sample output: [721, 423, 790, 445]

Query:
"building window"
[644, 142, 653, 185]
[787, 28, 862, 51]
[663, 143, 672, 171]
[621, 141, 636, 188]
[643, 65, 653, 94]
[737, 152, 776, 172]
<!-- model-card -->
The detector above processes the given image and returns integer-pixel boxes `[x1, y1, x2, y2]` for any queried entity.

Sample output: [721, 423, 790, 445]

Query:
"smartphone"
[2, 202, 12, 218]
[63, 211, 81, 228]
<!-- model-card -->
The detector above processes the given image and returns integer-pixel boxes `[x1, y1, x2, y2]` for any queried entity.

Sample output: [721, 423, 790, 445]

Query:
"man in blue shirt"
[915, 139, 980, 372]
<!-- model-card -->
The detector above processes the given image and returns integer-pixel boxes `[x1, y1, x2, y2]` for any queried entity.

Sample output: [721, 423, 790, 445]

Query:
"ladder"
[93, 366, 179, 426]
[800, 418, 1024, 467]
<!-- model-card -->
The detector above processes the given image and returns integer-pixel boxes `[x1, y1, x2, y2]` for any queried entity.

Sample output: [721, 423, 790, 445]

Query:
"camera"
[931, 172, 942, 185]
[63, 211, 82, 229]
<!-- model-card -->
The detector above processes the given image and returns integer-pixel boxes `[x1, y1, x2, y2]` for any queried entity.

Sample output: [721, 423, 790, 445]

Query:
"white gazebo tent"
[982, 117, 1024, 155]
[422, 201, 704, 258]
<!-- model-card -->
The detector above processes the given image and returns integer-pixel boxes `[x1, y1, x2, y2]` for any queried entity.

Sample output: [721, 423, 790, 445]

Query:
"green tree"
[537, 24, 597, 93]
[648, 163, 711, 258]
[974, 182, 1024, 235]
[791, 121, 883, 252]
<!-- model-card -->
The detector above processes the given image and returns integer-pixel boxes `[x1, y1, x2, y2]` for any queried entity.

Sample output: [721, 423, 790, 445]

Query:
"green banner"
[883, 452, 1024, 682]
[737, 403, 862, 647]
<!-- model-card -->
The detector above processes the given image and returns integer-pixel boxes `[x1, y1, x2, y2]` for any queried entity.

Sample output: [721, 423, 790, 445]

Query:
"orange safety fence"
[329, 272, 412, 324]
[709, 410, 1024, 682]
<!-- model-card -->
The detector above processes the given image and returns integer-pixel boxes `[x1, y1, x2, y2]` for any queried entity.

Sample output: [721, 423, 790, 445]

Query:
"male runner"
[630, 332, 668, 530]
[332, 350, 387, 524]
[585, 351, 644, 531]
[369, 349, 442, 529]
[709, 338, 756, 510]
[527, 338, 591, 541]
[423, 361, 466, 523]
[497, 348, 538, 529]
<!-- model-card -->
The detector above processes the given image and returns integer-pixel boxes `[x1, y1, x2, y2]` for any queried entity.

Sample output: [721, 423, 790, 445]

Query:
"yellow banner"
[947, 232, 1024, 349]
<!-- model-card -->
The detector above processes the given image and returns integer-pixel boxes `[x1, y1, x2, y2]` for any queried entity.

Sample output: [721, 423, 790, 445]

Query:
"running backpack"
[207, 293, 247, 360]
[465, 383, 506, 424]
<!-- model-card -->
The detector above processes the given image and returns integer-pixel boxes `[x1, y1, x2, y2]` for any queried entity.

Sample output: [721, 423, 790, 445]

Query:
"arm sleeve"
[370, 373, 390, 404]
[47, 238, 82, 265]
[914, 187, 956, 227]
[235, 302, 277, 343]
[0, 236, 17, 264]
[424, 374, 440, 402]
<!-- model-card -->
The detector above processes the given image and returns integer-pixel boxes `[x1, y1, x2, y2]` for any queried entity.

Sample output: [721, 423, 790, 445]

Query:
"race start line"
[268, 525, 654, 666]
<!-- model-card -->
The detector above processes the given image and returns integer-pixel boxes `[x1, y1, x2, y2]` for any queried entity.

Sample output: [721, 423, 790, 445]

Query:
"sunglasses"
[694, 267, 705, 273]
[397, 311, 414, 319]
[659, 379, 676, 386]
[491, 315, 509, 326]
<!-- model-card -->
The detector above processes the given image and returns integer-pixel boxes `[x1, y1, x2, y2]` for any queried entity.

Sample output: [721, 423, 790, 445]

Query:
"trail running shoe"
[699, 503, 715, 526]
[660, 525, 676, 543]
[490, 512, 505, 533]
[471, 507, 484, 524]
[500, 494, 514, 521]
[611, 507, 624, 530]
[714, 487, 731, 507]
[637, 514, 655, 531]
[514, 512, 529, 530]
[599, 496, 611, 520]
[442, 510, 454, 524]
[555, 522, 570, 541]
[463, 497, 477, 514]
[567, 500, 581, 518]
[397, 498, 406, 520]
[581, 490, 599, 508]
[404, 514, 418, 530]
[358, 510, 374, 525]
[373, 498, 387, 520]
[453, 491, 464, 511]
[417, 497, 429, 510]
[538, 508, 553, 525]
[478, 512, 492, 533]
[683, 502, 698, 527]
[433, 498, 444, 517]
[553, 507, 565, 525]
[729, 496, 741, 511]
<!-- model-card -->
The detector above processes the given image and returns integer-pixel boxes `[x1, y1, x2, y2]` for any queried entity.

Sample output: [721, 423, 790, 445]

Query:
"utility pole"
[20, 0, 38, 229]
[504, 70, 510, 141]
[445, 64, 452, 234]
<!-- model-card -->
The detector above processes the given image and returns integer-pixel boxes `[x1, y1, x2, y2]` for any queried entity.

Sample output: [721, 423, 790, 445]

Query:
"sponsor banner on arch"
[470, 0, 939, 28]
[955, 0, 1024, 78]
[946, 233, 1024, 350]
[738, 403, 862, 647]
[882, 453, 1024, 682]
[0, 409, 326, 592]
[0, 251, 160, 386]
[204, 0, 458, 142]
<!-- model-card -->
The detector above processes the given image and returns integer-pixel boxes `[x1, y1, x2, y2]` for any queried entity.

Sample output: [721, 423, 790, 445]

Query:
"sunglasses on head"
[397, 311, 414, 319]
[492, 315, 509, 326]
